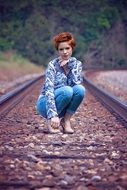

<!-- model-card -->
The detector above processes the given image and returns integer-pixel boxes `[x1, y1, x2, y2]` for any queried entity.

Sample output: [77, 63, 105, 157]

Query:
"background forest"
[0, 0, 127, 69]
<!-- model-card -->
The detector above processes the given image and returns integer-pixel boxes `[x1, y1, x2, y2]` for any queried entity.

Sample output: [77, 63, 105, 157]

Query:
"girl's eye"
[59, 47, 70, 51]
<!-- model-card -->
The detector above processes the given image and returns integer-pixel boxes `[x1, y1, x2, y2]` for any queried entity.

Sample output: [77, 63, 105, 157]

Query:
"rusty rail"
[0, 74, 127, 125]
[0, 75, 127, 190]
[83, 77, 127, 125]
[0, 75, 42, 120]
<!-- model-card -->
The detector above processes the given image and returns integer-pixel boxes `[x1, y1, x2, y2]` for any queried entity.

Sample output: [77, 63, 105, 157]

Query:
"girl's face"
[58, 42, 73, 60]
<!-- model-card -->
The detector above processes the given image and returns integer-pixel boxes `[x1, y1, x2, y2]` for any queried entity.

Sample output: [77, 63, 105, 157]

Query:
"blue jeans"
[36, 84, 86, 118]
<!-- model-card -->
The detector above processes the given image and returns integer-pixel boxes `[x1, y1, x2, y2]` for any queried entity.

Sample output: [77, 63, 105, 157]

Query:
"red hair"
[53, 32, 76, 50]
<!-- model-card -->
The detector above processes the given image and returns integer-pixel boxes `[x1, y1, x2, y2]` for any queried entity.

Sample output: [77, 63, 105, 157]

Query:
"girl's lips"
[62, 56, 70, 59]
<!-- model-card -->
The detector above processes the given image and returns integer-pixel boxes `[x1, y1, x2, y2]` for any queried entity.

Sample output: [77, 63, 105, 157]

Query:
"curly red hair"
[53, 32, 76, 50]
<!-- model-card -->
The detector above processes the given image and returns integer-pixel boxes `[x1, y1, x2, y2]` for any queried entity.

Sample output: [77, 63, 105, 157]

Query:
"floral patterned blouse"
[39, 57, 83, 119]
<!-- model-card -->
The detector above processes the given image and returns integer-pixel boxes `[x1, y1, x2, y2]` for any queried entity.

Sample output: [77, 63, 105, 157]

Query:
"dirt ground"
[0, 66, 127, 104]
[85, 70, 127, 104]
[0, 65, 42, 95]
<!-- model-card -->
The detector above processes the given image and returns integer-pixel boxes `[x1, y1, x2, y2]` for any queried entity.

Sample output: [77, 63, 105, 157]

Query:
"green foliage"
[10, 53, 27, 65]
[0, 0, 125, 68]
[0, 37, 14, 50]
[97, 17, 110, 30]
[97, 7, 119, 30]
[74, 35, 87, 61]
[117, 59, 127, 68]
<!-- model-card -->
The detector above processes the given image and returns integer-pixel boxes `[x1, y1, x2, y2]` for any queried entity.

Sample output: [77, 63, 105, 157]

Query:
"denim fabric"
[38, 57, 83, 119]
[36, 84, 86, 119]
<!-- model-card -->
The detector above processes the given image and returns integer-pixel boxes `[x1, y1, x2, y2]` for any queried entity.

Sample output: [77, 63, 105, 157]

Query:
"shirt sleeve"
[71, 60, 83, 85]
[45, 62, 58, 119]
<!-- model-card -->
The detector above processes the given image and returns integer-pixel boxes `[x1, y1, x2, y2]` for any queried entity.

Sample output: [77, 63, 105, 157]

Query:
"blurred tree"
[0, 0, 126, 68]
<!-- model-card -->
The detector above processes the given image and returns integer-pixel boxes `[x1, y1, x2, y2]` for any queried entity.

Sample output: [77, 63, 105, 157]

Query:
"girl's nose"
[63, 49, 67, 53]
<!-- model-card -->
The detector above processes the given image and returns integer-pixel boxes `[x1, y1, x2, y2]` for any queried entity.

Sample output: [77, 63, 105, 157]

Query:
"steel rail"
[83, 77, 127, 125]
[0, 74, 127, 125]
[0, 75, 42, 120]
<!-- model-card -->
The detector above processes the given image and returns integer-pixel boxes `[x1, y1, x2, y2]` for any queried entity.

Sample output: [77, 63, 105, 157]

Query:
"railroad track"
[0, 75, 43, 120]
[0, 75, 127, 126]
[83, 77, 127, 127]
[0, 74, 127, 190]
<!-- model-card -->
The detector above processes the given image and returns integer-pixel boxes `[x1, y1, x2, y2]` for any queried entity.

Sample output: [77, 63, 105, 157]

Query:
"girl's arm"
[45, 62, 58, 119]
[71, 60, 83, 85]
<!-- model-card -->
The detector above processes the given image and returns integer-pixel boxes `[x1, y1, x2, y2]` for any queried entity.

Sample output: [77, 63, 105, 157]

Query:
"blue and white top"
[39, 57, 83, 119]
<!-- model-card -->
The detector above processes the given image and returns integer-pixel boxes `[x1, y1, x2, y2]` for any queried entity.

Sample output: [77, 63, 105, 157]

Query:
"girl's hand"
[59, 58, 69, 67]
[50, 117, 60, 129]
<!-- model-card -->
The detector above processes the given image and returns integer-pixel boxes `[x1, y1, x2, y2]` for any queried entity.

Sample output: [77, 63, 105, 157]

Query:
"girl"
[36, 32, 86, 133]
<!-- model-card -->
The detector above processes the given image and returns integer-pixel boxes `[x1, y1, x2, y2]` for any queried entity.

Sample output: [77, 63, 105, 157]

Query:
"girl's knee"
[73, 85, 86, 97]
[36, 98, 47, 118]
[64, 86, 73, 99]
